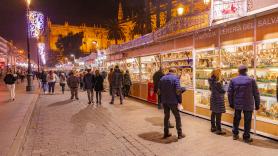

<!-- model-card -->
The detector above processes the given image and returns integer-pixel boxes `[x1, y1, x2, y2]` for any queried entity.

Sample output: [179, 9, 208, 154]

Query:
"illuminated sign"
[37, 43, 46, 65]
[211, 0, 247, 22]
[28, 11, 44, 38]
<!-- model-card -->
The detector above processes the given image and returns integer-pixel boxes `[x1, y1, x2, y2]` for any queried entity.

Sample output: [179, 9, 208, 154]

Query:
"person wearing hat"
[228, 65, 260, 143]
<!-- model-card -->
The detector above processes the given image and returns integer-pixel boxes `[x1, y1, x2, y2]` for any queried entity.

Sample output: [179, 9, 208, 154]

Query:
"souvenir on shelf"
[161, 51, 193, 88]
[255, 41, 278, 121]
[141, 55, 160, 82]
[126, 58, 140, 82]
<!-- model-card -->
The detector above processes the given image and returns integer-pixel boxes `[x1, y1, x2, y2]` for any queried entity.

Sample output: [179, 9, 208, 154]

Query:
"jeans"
[163, 103, 182, 135]
[96, 91, 102, 104]
[157, 93, 162, 109]
[60, 83, 65, 93]
[233, 110, 253, 139]
[109, 85, 112, 96]
[7, 84, 15, 99]
[111, 87, 123, 104]
[87, 89, 94, 103]
[42, 82, 47, 93]
[211, 112, 222, 131]
[48, 82, 55, 93]
[70, 88, 78, 99]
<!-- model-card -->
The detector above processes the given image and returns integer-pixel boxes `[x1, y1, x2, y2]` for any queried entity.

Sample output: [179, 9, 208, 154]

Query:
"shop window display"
[161, 51, 193, 88]
[140, 55, 160, 82]
[220, 45, 255, 111]
[126, 58, 140, 82]
[196, 50, 220, 107]
[256, 41, 278, 121]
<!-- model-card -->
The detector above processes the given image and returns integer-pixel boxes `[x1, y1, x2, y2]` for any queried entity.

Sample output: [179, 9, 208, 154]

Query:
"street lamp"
[203, 0, 210, 5]
[177, 6, 185, 16]
[25, 0, 34, 91]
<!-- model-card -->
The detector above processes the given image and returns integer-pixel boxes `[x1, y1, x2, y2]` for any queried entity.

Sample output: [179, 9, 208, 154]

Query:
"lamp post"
[25, 0, 34, 91]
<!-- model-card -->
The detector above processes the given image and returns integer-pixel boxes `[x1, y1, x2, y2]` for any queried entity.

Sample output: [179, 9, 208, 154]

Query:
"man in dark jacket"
[40, 70, 47, 94]
[228, 65, 260, 143]
[4, 69, 17, 101]
[83, 69, 95, 104]
[153, 68, 165, 109]
[67, 71, 80, 100]
[159, 68, 185, 139]
[110, 65, 124, 104]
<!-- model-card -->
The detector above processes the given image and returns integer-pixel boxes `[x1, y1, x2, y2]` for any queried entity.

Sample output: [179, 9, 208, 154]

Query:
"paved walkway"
[21, 89, 278, 156]
[0, 81, 38, 156]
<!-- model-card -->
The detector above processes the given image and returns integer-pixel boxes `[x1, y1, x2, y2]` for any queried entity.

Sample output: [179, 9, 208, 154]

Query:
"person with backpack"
[47, 70, 59, 94]
[228, 65, 260, 143]
[95, 69, 104, 105]
[59, 73, 66, 94]
[4, 69, 17, 101]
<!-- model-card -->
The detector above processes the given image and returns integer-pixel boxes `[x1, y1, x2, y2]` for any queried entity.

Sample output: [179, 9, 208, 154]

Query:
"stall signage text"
[257, 15, 278, 27]
[221, 21, 254, 35]
[196, 31, 217, 40]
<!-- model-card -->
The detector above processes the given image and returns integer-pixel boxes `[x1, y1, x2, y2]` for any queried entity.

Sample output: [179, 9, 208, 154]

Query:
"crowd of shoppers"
[2, 63, 262, 143]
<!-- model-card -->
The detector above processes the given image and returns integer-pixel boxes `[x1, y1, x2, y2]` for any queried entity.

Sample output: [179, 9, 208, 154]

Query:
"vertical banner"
[28, 11, 44, 39]
[147, 82, 157, 104]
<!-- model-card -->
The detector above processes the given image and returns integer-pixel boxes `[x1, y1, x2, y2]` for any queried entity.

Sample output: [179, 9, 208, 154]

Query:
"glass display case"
[196, 50, 220, 107]
[126, 58, 140, 82]
[256, 41, 278, 121]
[220, 44, 255, 111]
[161, 51, 193, 88]
[140, 55, 160, 82]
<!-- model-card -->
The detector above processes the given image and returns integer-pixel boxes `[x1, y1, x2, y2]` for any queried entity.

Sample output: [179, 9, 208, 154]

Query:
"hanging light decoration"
[37, 43, 46, 65]
[28, 11, 44, 38]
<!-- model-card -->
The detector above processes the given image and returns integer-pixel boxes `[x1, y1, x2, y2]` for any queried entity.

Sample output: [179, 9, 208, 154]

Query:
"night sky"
[0, 0, 116, 50]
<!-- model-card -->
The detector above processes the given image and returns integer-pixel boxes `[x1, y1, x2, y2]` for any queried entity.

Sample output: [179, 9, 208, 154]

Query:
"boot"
[178, 133, 186, 139]
[163, 133, 172, 139]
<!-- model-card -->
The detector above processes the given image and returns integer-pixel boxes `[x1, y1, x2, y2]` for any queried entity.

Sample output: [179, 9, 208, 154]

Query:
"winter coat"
[208, 77, 226, 113]
[158, 73, 184, 105]
[60, 75, 66, 84]
[40, 72, 47, 83]
[94, 75, 104, 91]
[83, 73, 95, 89]
[153, 70, 164, 93]
[47, 73, 58, 83]
[108, 72, 113, 84]
[111, 69, 123, 89]
[123, 73, 132, 86]
[228, 74, 260, 111]
[67, 75, 80, 88]
[4, 74, 17, 85]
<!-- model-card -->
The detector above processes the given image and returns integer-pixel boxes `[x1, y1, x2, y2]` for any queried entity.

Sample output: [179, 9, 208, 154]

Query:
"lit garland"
[37, 43, 46, 65]
[28, 11, 44, 38]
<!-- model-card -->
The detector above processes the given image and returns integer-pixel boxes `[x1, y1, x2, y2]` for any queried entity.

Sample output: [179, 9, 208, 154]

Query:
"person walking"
[59, 73, 66, 94]
[110, 65, 124, 105]
[208, 68, 226, 135]
[159, 68, 186, 139]
[108, 68, 114, 96]
[95, 69, 104, 105]
[153, 68, 165, 109]
[123, 70, 132, 97]
[83, 69, 95, 104]
[67, 71, 80, 100]
[47, 70, 58, 94]
[40, 70, 48, 94]
[4, 69, 17, 101]
[228, 65, 260, 143]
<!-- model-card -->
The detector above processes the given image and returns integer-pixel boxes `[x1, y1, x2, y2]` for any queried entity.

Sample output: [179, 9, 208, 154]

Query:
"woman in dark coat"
[94, 69, 104, 105]
[208, 68, 226, 135]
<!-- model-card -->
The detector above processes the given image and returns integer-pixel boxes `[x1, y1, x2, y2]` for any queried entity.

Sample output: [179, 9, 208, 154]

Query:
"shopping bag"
[178, 104, 184, 111]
